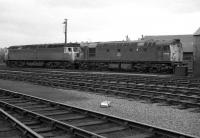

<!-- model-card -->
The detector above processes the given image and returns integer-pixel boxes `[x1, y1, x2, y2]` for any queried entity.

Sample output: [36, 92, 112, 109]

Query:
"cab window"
[68, 47, 72, 52]
[73, 47, 78, 52]
[64, 47, 72, 53]
[163, 45, 170, 52]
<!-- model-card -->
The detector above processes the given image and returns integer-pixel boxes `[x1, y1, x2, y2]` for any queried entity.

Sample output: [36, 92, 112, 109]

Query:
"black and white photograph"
[0, 0, 200, 138]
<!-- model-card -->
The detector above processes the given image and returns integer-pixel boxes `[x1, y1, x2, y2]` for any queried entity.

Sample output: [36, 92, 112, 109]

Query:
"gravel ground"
[0, 79, 199, 137]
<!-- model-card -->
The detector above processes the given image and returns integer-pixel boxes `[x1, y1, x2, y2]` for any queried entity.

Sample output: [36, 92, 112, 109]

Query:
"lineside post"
[63, 19, 68, 44]
[193, 27, 200, 77]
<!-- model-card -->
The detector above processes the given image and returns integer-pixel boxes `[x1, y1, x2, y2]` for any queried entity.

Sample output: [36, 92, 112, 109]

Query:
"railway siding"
[0, 88, 197, 138]
[0, 108, 43, 138]
[0, 70, 200, 112]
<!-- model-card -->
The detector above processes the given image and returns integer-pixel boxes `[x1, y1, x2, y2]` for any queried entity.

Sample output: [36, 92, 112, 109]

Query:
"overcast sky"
[0, 0, 200, 48]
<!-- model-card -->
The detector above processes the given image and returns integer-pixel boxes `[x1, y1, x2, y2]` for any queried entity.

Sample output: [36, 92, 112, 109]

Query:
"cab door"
[73, 47, 83, 60]
[64, 47, 73, 61]
[162, 45, 170, 61]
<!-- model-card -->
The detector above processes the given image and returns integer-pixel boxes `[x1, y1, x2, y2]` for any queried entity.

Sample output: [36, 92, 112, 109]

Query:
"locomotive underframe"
[76, 60, 179, 73]
[6, 60, 180, 73]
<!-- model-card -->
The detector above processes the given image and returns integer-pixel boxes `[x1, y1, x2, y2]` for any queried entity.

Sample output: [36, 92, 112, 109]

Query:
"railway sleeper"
[37, 79, 200, 111]
[1, 71, 200, 112]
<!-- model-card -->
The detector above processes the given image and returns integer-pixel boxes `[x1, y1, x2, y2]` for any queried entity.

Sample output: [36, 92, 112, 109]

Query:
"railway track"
[0, 108, 42, 138]
[0, 70, 200, 112]
[0, 68, 199, 87]
[0, 71, 200, 112]
[0, 88, 197, 138]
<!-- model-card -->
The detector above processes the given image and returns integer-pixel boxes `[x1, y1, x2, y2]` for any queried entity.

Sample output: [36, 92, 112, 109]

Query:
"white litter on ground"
[100, 101, 111, 108]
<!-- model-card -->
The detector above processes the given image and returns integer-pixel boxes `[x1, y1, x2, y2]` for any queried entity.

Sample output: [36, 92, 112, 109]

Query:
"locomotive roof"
[97, 39, 180, 46]
[79, 39, 180, 49]
[8, 43, 80, 49]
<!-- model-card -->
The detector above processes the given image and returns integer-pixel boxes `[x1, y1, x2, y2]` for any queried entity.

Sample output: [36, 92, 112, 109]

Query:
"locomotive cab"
[169, 40, 183, 62]
[64, 46, 82, 61]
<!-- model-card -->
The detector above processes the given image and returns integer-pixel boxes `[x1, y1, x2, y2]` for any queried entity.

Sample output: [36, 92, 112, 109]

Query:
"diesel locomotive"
[5, 39, 183, 73]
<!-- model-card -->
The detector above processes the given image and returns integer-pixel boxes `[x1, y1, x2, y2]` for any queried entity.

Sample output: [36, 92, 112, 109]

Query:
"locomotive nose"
[72, 47, 82, 60]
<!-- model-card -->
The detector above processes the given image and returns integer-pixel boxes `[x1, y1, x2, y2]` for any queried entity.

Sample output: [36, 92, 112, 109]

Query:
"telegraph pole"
[63, 19, 68, 44]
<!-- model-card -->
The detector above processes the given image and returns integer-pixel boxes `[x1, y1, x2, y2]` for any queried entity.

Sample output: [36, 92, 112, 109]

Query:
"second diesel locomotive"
[5, 39, 183, 73]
